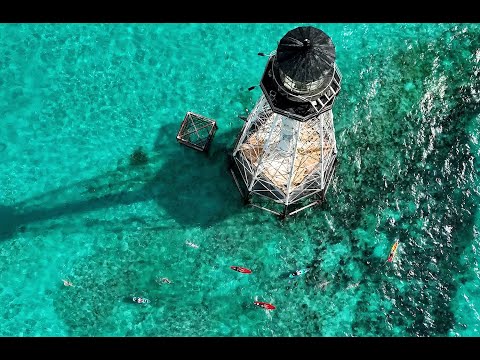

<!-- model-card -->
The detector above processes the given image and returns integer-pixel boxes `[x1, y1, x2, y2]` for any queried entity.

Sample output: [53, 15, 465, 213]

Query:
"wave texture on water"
[0, 23, 479, 336]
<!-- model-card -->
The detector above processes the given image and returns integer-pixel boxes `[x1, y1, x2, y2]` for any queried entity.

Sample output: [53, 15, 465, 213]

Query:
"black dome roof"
[276, 26, 336, 83]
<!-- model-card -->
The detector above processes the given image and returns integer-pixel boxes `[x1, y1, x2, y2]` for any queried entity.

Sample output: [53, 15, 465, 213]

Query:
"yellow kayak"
[387, 240, 399, 262]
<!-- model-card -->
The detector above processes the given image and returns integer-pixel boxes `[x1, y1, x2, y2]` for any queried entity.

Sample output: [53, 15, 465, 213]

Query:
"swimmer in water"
[156, 277, 172, 285]
[315, 280, 331, 290]
[185, 240, 199, 248]
[62, 279, 74, 287]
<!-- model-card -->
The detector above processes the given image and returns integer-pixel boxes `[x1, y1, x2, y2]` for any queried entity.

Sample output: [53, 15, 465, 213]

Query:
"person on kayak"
[291, 268, 308, 277]
[230, 266, 252, 274]
[387, 246, 397, 261]
[387, 241, 399, 262]
[254, 301, 276, 310]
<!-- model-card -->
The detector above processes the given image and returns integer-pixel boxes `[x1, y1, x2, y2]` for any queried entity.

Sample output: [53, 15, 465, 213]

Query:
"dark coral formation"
[130, 147, 148, 166]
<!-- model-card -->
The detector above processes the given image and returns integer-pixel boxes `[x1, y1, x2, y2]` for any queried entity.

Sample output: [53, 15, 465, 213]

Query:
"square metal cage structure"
[176, 112, 218, 152]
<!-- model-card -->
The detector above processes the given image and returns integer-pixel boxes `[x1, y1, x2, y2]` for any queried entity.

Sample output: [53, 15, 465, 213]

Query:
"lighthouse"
[229, 26, 342, 218]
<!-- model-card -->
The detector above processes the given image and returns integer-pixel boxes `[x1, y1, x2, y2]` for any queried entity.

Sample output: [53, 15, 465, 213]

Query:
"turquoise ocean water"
[0, 23, 479, 336]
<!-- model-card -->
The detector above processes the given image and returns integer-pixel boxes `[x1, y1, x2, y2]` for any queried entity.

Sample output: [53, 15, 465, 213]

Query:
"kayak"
[230, 266, 252, 274]
[289, 268, 311, 278]
[133, 297, 150, 304]
[387, 240, 399, 262]
[254, 301, 276, 310]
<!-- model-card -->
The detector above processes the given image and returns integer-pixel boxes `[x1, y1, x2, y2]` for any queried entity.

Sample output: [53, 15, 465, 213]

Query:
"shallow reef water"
[0, 23, 479, 336]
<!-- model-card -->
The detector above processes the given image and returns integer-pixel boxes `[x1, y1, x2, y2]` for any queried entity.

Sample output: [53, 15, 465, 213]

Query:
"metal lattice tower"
[229, 26, 342, 218]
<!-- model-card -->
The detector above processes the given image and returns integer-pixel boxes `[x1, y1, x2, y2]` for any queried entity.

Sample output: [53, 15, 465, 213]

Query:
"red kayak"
[254, 301, 276, 310]
[230, 266, 252, 274]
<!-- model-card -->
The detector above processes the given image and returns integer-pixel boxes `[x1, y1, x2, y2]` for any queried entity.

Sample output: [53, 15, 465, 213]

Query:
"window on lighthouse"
[279, 69, 324, 95]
